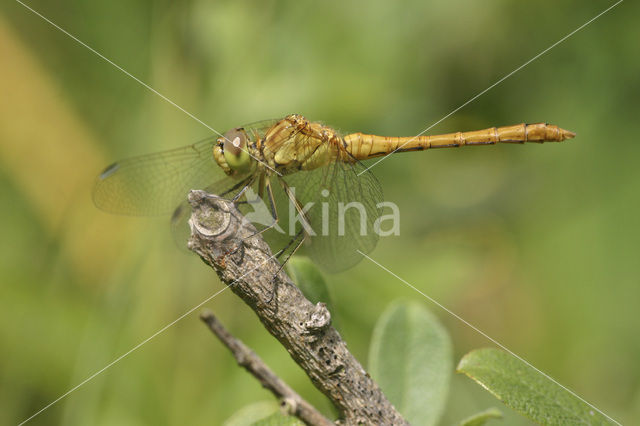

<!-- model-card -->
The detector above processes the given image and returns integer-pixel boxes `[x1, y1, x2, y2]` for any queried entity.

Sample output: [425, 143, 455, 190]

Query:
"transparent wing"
[93, 138, 233, 215]
[93, 120, 282, 216]
[276, 150, 383, 272]
[242, 118, 280, 138]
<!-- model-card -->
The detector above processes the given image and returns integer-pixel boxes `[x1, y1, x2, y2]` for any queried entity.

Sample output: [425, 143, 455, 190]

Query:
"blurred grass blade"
[368, 301, 453, 426]
[458, 407, 503, 426]
[457, 348, 613, 425]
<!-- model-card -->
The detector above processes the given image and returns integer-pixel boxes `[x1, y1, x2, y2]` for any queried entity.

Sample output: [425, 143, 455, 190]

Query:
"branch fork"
[188, 190, 406, 425]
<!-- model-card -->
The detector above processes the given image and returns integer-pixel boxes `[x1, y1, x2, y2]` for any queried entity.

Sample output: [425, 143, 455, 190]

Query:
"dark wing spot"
[99, 162, 120, 179]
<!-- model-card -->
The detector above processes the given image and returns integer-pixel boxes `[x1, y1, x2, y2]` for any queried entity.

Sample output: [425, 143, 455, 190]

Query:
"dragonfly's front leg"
[215, 174, 261, 265]
[231, 175, 257, 202]
[220, 173, 286, 263]
[218, 175, 255, 199]
[241, 174, 282, 241]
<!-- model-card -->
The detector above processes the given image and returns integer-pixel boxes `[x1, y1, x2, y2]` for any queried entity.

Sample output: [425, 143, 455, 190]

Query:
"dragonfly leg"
[222, 174, 282, 260]
[279, 178, 314, 235]
[242, 174, 281, 240]
[267, 227, 307, 305]
[231, 175, 257, 202]
[265, 177, 315, 305]
[217, 175, 255, 199]
[274, 227, 306, 268]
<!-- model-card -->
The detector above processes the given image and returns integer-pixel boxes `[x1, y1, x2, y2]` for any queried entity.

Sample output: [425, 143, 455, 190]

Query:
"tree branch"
[200, 310, 333, 426]
[187, 190, 407, 425]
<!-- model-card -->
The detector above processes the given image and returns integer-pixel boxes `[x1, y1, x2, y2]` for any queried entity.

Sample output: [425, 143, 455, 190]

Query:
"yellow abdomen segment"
[343, 123, 576, 161]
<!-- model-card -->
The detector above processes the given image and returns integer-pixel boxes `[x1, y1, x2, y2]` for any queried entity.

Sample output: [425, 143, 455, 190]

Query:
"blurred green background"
[1, 0, 638, 424]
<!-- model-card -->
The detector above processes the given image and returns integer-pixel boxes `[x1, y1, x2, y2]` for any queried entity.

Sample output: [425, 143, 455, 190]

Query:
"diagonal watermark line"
[18, 252, 281, 426]
[15, 0, 282, 177]
[15, 0, 217, 133]
[357, 250, 622, 425]
[358, 0, 623, 176]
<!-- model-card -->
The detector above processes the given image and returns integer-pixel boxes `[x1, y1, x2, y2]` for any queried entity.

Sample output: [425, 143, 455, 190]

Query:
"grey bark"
[200, 310, 333, 426]
[187, 190, 407, 425]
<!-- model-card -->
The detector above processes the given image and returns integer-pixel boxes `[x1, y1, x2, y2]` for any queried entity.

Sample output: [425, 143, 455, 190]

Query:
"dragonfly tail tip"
[561, 128, 576, 140]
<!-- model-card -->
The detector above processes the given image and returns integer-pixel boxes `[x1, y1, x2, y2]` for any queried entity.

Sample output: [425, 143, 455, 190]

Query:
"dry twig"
[188, 190, 407, 425]
[200, 310, 332, 425]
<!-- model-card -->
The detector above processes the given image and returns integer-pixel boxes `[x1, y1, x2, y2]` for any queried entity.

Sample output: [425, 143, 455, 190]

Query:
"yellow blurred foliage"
[0, 17, 132, 282]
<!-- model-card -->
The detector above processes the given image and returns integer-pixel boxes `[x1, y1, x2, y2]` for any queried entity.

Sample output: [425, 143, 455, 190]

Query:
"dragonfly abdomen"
[343, 123, 576, 160]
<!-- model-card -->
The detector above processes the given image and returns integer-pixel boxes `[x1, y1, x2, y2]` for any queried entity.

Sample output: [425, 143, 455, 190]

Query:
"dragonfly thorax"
[261, 114, 345, 175]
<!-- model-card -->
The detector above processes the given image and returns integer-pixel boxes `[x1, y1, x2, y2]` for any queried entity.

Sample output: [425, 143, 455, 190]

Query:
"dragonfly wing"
[93, 118, 282, 216]
[278, 156, 383, 272]
[93, 138, 243, 215]
[241, 118, 280, 138]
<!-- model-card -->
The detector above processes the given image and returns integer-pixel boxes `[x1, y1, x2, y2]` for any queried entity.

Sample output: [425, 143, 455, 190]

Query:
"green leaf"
[251, 412, 304, 426]
[287, 256, 333, 308]
[369, 301, 453, 426]
[223, 401, 279, 426]
[458, 407, 503, 426]
[457, 348, 614, 425]
[222, 401, 304, 426]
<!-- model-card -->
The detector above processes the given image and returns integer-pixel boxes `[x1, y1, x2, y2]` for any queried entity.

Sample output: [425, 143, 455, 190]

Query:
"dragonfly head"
[214, 127, 254, 176]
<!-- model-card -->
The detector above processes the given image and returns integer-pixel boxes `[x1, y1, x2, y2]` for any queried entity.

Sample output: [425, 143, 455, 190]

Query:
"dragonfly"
[93, 114, 575, 272]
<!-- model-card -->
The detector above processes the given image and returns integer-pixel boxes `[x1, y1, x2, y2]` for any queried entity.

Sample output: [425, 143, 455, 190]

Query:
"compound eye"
[223, 128, 247, 156]
[222, 128, 252, 171]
